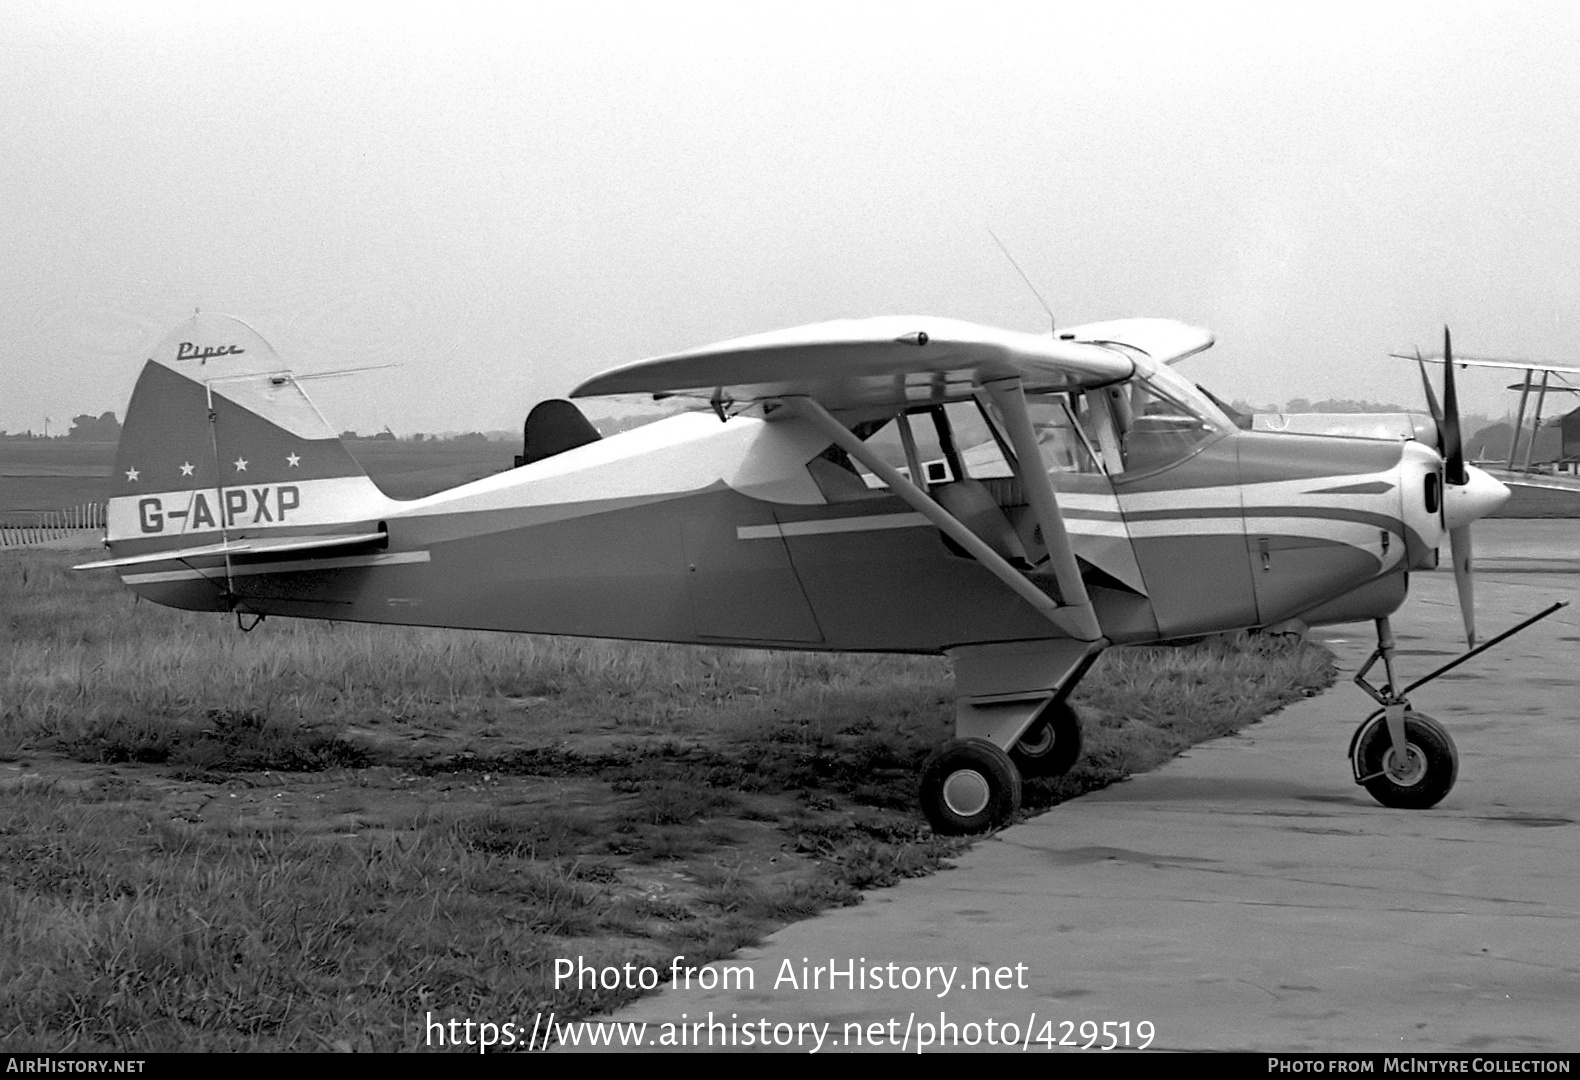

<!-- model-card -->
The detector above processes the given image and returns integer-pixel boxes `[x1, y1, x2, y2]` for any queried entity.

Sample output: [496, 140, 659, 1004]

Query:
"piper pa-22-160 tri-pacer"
[79, 315, 1564, 833]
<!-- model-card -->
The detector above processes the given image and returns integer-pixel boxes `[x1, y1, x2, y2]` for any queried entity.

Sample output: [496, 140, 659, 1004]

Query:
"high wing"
[1395, 349, 1580, 476]
[574, 316, 1210, 651]
[1058, 318, 1216, 367]
[571, 316, 1210, 409]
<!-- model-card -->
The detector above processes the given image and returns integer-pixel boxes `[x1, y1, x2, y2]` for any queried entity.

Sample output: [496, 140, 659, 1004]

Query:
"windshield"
[1134, 362, 1236, 431]
[1108, 373, 1227, 474]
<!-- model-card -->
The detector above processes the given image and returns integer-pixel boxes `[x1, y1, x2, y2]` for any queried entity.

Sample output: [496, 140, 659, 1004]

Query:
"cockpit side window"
[807, 400, 1022, 502]
[804, 375, 1225, 503]
[846, 405, 1014, 490]
[1021, 393, 1106, 475]
[806, 412, 942, 500]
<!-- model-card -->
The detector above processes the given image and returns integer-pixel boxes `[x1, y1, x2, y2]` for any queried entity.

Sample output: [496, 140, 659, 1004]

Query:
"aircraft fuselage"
[117, 410, 1441, 651]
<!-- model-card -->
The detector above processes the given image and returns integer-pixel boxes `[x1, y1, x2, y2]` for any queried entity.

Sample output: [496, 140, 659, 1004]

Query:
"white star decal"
[286, 453, 300, 467]
[180, 461, 195, 477]
[124, 467, 140, 482]
[233, 457, 249, 472]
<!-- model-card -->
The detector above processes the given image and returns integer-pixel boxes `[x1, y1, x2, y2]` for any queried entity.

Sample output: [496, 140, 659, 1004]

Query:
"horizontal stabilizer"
[74, 529, 387, 571]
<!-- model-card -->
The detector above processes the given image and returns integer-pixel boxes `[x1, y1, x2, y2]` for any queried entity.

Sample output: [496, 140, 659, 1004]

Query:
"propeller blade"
[1441, 326, 1466, 485]
[1414, 345, 1446, 455]
[1448, 524, 1475, 648]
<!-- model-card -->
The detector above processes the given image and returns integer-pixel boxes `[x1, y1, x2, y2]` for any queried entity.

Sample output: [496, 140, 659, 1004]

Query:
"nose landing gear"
[1350, 605, 1565, 809]
[1350, 708, 1458, 809]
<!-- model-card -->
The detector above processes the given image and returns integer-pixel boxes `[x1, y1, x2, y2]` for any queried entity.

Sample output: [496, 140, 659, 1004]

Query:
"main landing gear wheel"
[1009, 701, 1083, 779]
[919, 738, 1022, 835]
[1352, 710, 1459, 810]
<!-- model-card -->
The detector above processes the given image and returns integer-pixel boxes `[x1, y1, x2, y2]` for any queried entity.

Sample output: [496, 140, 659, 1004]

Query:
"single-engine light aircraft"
[79, 315, 1562, 834]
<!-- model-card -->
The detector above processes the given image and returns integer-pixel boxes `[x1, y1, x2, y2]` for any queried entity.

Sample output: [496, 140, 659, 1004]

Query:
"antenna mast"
[987, 227, 1056, 332]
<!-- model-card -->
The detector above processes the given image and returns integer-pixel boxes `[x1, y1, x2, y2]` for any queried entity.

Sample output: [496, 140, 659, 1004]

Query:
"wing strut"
[783, 396, 1105, 643]
[1522, 370, 1552, 473]
[1508, 369, 1533, 471]
[981, 377, 1097, 619]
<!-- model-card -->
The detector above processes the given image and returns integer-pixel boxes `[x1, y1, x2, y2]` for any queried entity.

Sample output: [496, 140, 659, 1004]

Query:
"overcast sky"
[3, 1, 1577, 435]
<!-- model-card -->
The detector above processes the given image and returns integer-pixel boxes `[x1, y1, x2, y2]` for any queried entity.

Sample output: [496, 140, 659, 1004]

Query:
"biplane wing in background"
[1390, 349, 1580, 491]
[78, 313, 1558, 834]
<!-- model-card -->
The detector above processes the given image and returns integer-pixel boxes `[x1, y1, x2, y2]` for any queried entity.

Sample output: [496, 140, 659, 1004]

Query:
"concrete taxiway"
[580, 520, 1579, 1052]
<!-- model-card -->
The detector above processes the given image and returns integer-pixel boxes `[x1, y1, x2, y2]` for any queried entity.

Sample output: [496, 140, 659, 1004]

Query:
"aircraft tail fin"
[100, 314, 390, 556]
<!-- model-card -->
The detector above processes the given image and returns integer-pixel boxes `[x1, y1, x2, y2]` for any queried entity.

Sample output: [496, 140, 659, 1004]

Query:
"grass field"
[0, 442, 118, 523]
[0, 547, 1335, 1051]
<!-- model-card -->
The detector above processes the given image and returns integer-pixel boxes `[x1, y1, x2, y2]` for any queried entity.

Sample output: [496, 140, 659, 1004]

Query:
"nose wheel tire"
[919, 739, 1022, 835]
[1352, 710, 1458, 810]
[1010, 701, 1083, 779]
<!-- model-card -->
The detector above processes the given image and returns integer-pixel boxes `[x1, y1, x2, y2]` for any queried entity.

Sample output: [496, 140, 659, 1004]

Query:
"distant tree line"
[1, 412, 123, 440]
[1229, 399, 1415, 415]
[68, 412, 123, 439]
[346, 430, 507, 443]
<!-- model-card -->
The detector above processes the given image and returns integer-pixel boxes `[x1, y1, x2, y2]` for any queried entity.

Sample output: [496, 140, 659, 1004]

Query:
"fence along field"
[0, 503, 104, 548]
[0, 438, 112, 545]
[1, 439, 110, 547]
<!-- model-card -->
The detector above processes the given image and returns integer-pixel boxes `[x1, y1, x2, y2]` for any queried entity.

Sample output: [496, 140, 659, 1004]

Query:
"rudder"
[107, 314, 389, 553]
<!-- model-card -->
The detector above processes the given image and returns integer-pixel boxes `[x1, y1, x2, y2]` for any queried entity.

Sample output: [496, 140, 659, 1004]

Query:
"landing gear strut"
[1350, 604, 1566, 809]
[920, 641, 1104, 835]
